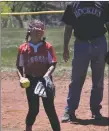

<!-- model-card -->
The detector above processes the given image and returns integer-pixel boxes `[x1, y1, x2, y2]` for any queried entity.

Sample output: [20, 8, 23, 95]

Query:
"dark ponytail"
[25, 31, 30, 42]
[42, 37, 46, 43]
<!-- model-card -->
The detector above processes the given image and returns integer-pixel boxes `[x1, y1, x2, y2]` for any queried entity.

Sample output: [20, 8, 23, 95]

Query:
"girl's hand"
[19, 77, 30, 88]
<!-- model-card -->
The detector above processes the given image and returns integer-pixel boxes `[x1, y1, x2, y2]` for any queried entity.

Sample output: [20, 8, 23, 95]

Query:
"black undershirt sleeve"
[61, 4, 75, 28]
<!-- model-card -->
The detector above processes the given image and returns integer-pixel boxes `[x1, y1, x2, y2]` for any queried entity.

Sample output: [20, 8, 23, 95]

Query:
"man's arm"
[64, 24, 73, 49]
[63, 24, 73, 62]
[61, 3, 75, 62]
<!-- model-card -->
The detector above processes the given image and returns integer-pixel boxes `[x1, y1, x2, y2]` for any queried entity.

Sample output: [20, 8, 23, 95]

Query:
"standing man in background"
[61, 1, 109, 122]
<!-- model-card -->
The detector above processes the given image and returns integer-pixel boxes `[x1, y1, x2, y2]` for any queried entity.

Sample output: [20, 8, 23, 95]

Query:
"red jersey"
[16, 41, 57, 77]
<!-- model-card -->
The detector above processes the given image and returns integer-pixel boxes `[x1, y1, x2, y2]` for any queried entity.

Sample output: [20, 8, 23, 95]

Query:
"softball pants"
[25, 76, 60, 131]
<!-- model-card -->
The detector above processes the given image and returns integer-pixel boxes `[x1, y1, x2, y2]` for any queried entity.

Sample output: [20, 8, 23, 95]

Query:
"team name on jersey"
[74, 7, 102, 18]
[28, 56, 48, 64]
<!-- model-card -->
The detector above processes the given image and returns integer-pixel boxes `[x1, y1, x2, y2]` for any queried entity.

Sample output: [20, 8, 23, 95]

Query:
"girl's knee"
[28, 107, 39, 116]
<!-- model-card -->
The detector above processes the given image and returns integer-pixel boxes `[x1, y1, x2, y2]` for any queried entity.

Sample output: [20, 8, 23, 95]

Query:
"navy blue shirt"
[62, 1, 109, 40]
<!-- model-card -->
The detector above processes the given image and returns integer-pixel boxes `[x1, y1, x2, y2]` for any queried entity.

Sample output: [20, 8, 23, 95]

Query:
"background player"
[61, 1, 109, 122]
[16, 20, 60, 131]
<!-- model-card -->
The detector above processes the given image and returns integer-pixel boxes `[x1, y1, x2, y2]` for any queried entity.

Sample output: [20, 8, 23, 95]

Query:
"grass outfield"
[1, 27, 108, 76]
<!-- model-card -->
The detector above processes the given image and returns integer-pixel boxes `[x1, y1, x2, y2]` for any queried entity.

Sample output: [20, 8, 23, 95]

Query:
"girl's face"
[30, 29, 44, 41]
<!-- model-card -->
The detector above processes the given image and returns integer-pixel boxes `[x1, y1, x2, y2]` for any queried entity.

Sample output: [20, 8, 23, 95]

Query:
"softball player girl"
[16, 20, 60, 131]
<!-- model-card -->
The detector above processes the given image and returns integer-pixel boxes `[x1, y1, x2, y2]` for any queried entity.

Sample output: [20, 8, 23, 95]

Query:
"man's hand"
[63, 47, 69, 62]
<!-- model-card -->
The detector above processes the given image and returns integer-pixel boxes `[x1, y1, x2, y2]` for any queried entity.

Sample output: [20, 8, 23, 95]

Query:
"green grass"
[1, 27, 108, 76]
[1, 27, 73, 74]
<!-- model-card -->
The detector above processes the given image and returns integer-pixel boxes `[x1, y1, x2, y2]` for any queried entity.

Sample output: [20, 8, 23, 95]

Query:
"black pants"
[25, 76, 60, 131]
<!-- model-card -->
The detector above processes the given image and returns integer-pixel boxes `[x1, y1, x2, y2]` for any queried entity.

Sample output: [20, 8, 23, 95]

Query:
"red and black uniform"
[16, 41, 57, 77]
[16, 41, 60, 131]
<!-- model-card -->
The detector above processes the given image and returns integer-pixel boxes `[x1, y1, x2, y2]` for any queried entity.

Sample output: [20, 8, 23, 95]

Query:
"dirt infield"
[1, 72, 109, 131]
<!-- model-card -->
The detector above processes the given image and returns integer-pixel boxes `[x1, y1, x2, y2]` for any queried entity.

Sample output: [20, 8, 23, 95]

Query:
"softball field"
[2, 72, 109, 131]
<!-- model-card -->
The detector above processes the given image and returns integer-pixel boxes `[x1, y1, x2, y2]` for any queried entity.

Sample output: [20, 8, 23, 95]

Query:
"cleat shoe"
[92, 111, 103, 120]
[61, 112, 76, 123]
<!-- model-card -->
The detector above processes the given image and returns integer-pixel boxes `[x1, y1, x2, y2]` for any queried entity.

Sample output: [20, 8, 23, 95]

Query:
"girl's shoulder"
[45, 41, 53, 49]
[18, 42, 28, 53]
